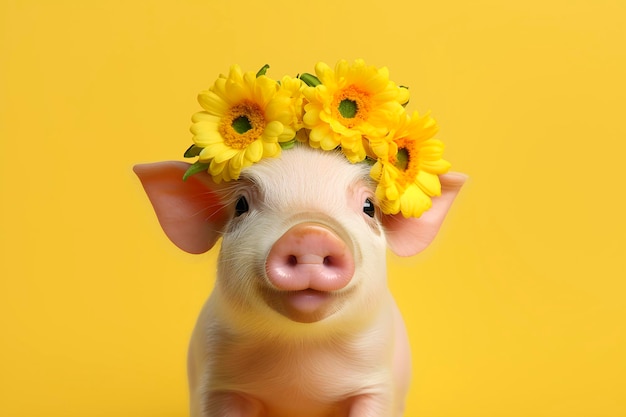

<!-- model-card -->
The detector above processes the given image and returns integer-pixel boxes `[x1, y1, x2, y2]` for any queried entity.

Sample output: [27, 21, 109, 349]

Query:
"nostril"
[266, 223, 355, 292]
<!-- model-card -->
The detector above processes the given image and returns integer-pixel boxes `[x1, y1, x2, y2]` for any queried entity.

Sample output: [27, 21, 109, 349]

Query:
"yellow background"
[1, 1, 625, 416]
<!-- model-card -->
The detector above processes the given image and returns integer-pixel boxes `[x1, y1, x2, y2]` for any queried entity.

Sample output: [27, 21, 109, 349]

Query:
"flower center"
[394, 148, 409, 171]
[220, 101, 266, 149]
[232, 115, 253, 134]
[338, 99, 358, 118]
[332, 85, 371, 128]
[391, 139, 419, 188]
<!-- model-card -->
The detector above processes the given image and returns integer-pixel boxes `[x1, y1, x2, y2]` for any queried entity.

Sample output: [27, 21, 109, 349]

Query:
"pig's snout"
[265, 223, 355, 293]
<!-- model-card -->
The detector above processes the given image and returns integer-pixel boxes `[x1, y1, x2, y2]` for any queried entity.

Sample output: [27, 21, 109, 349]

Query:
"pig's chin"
[262, 288, 338, 323]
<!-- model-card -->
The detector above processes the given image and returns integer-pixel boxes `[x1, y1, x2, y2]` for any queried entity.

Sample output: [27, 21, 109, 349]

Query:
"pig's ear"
[382, 173, 467, 257]
[133, 161, 230, 254]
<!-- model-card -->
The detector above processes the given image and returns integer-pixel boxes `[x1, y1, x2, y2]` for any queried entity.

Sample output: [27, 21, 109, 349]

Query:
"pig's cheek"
[217, 218, 280, 298]
[352, 231, 388, 296]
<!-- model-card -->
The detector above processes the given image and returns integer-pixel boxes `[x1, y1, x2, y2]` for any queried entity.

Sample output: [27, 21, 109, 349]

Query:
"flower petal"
[416, 171, 442, 196]
[263, 141, 281, 157]
[184, 61, 450, 220]
[245, 139, 263, 163]
[264, 120, 284, 139]
[399, 185, 432, 218]
[212, 147, 240, 164]
[198, 91, 229, 115]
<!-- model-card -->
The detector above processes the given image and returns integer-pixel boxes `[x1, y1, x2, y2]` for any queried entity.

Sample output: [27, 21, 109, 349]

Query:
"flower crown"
[184, 59, 450, 218]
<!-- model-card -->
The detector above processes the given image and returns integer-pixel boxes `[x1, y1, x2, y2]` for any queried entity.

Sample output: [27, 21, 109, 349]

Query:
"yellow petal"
[309, 124, 332, 145]
[209, 158, 227, 176]
[253, 75, 278, 106]
[190, 120, 219, 136]
[212, 147, 240, 164]
[386, 184, 400, 201]
[193, 131, 223, 147]
[227, 65, 244, 84]
[400, 185, 431, 218]
[342, 146, 366, 163]
[370, 162, 383, 181]
[421, 158, 451, 175]
[278, 126, 296, 142]
[397, 86, 410, 105]
[245, 139, 263, 163]
[303, 106, 321, 127]
[191, 111, 219, 123]
[264, 120, 284, 139]
[320, 131, 340, 150]
[229, 151, 246, 171]
[223, 80, 246, 104]
[265, 95, 293, 123]
[263, 141, 281, 157]
[314, 61, 333, 83]
[416, 171, 442, 196]
[198, 91, 228, 115]
[419, 139, 446, 159]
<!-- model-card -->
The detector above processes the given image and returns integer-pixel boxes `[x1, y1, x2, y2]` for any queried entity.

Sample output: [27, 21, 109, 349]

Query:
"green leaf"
[279, 138, 297, 150]
[299, 73, 321, 87]
[183, 144, 204, 158]
[363, 156, 377, 166]
[256, 64, 270, 77]
[183, 161, 210, 181]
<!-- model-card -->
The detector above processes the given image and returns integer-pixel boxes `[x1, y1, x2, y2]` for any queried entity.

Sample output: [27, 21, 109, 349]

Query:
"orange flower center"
[219, 101, 266, 149]
[390, 138, 419, 188]
[331, 85, 371, 128]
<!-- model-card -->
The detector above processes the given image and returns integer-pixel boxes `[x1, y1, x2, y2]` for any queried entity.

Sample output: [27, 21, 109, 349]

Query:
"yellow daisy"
[302, 59, 409, 163]
[369, 111, 451, 218]
[190, 65, 296, 182]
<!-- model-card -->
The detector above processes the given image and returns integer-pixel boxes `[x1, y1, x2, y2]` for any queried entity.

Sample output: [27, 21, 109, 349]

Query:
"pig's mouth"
[261, 287, 340, 323]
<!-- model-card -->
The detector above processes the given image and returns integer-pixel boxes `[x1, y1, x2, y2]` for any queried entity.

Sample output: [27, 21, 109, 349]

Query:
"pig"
[134, 145, 465, 417]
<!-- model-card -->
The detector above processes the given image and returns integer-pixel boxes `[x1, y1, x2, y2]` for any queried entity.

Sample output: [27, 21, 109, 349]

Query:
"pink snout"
[265, 223, 355, 293]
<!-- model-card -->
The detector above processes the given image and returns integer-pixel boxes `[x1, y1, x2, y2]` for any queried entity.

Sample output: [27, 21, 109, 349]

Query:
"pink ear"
[133, 161, 229, 254]
[382, 173, 467, 257]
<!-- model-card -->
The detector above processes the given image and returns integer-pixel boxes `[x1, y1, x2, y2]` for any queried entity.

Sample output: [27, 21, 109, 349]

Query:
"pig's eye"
[363, 198, 376, 218]
[234, 196, 249, 217]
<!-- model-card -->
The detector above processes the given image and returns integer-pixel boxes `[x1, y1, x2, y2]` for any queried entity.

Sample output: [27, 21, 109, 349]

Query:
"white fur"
[188, 146, 411, 417]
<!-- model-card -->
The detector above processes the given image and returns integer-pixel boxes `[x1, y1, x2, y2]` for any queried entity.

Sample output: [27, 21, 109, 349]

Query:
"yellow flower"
[302, 59, 409, 163]
[190, 65, 296, 182]
[369, 111, 451, 218]
[183, 61, 453, 219]
[277, 75, 310, 144]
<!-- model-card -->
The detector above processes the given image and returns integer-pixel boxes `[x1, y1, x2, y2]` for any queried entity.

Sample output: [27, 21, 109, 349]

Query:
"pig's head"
[134, 145, 465, 335]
